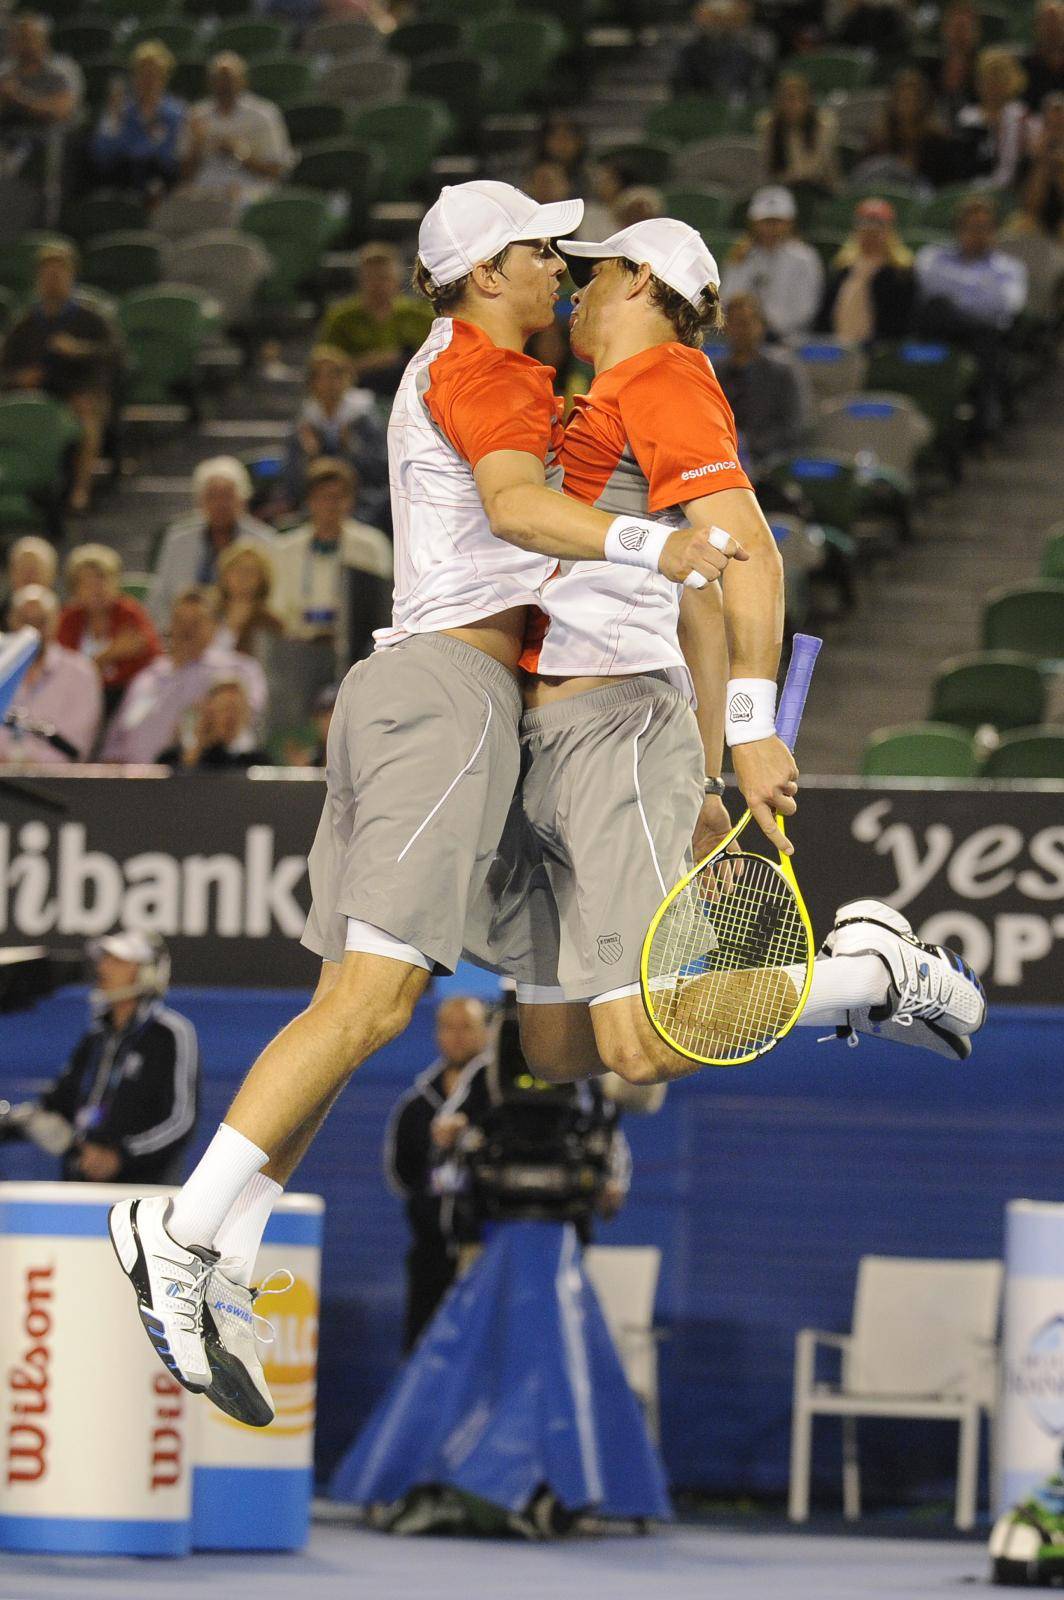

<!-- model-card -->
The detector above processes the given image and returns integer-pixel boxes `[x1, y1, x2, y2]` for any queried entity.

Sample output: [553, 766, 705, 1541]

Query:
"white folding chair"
[304, 18, 385, 61]
[671, 137, 762, 192]
[318, 53, 409, 107]
[788, 1255, 1003, 1530]
[583, 1245, 663, 1444]
[162, 231, 273, 328]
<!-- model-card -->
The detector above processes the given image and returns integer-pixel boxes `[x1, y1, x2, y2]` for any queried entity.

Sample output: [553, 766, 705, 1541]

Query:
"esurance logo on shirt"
[680, 460, 739, 483]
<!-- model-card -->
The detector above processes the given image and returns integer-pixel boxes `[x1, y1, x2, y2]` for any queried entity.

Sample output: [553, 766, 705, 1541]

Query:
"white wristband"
[603, 516, 671, 574]
[725, 678, 777, 747]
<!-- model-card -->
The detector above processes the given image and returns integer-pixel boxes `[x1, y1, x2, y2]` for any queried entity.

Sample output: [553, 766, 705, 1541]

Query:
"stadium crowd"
[0, 0, 1061, 778]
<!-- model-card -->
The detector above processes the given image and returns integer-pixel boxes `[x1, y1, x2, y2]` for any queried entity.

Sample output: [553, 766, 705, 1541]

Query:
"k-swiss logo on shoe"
[617, 524, 648, 553]
[728, 692, 753, 722]
[597, 933, 623, 965]
[166, 1282, 183, 1297]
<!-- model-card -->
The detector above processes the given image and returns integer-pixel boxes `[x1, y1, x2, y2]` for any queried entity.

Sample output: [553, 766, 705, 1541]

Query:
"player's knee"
[597, 1037, 666, 1087]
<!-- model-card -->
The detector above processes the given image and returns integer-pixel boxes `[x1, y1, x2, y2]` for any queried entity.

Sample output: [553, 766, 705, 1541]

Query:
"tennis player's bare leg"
[517, 999, 604, 1083]
[166, 950, 431, 1254]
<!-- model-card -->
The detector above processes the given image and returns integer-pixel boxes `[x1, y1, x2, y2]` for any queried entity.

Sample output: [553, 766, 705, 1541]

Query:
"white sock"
[788, 955, 889, 1028]
[213, 1171, 283, 1288]
[168, 1123, 269, 1251]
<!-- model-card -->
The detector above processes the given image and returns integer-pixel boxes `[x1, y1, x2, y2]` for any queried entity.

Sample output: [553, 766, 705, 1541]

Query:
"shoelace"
[249, 1267, 295, 1345]
[892, 959, 948, 1029]
[158, 1252, 214, 1335]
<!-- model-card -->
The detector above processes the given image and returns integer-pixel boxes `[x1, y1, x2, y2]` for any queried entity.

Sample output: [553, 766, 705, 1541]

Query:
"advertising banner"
[1, 775, 1061, 1004]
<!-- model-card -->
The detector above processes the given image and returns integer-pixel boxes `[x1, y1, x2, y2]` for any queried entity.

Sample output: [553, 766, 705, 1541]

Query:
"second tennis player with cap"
[108, 183, 743, 1420]
[467, 216, 986, 1087]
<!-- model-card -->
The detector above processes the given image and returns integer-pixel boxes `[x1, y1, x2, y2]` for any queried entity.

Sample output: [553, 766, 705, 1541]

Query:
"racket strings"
[646, 852, 810, 1062]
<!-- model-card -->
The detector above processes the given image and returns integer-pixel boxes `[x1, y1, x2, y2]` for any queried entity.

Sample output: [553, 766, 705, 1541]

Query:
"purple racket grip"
[774, 633, 822, 751]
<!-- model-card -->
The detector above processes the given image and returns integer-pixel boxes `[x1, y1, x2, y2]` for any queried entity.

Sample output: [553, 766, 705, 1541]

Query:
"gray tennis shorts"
[302, 632, 522, 971]
[464, 674, 704, 1000]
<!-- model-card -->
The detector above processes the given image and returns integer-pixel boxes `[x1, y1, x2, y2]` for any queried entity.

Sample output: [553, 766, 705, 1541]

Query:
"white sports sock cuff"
[725, 678, 777, 746]
[589, 981, 642, 1007]
[345, 918, 432, 971]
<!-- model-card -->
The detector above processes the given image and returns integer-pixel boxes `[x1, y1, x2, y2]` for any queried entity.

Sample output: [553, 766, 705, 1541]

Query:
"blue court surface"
[0, 1522, 988, 1600]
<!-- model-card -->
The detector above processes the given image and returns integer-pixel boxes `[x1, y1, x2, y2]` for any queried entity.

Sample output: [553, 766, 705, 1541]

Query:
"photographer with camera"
[0, 931, 199, 1185]
[384, 996, 493, 1350]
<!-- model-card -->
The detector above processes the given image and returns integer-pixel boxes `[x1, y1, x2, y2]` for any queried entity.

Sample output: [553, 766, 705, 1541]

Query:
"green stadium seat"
[781, 48, 874, 94]
[408, 53, 497, 142]
[766, 454, 910, 541]
[54, 21, 113, 58]
[930, 652, 1047, 732]
[601, 142, 676, 187]
[982, 582, 1064, 667]
[349, 98, 454, 195]
[860, 723, 979, 778]
[182, 0, 250, 16]
[283, 99, 346, 147]
[0, 395, 81, 531]
[240, 188, 336, 306]
[0, 286, 15, 334]
[126, 19, 199, 54]
[80, 55, 122, 112]
[915, 184, 994, 232]
[120, 288, 206, 405]
[671, 134, 761, 191]
[100, 0, 175, 19]
[291, 138, 384, 236]
[170, 55, 207, 102]
[1041, 528, 1064, 581]
[388, 20, 466, 58]
[210, 20, 290, 61]
[471, 12, 567, 109]
[865, 341, 977, 479]
[303, 18, 384, 58]
[247, 55, 313, 107]
[83, 230, 163, 295]
[645, 98, 754, 146]
[661, 186, 742, 239]
[61, 191, 148, 245]
[981, 729, 1064, 779]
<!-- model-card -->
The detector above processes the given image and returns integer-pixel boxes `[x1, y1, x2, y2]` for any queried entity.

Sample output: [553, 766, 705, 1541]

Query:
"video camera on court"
[456, 993, 615, 1228]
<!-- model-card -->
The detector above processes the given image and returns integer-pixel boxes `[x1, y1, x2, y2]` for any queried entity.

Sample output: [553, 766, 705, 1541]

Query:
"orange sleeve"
[617, 358, 752, 514]
[426, 353, 556, 469]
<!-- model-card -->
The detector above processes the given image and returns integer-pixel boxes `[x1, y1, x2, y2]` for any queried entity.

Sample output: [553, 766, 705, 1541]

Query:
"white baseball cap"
[747, 185, 797, 222]
[417, 180, 584, 289]
[559, 217, 720, 306]
[89, 931, 156, 966]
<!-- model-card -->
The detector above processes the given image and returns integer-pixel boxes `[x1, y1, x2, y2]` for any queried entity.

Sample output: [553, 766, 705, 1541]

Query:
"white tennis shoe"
[202, 1265, 290, 1429]
[108, 1195, 215, 1391]
[822, 899, 987, 1059]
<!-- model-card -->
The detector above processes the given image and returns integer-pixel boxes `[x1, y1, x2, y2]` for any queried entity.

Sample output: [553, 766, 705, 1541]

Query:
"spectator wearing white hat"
[149, 456, 279, 629]
[1, 533, 56, 617]
[719, 186, 825, 338]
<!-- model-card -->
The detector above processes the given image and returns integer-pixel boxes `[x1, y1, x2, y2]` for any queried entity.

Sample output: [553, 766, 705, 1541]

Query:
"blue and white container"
[0, 1181, 193, 1555]
[997, 1200, 1064, 1515]
[191, 1192, 324, 1551]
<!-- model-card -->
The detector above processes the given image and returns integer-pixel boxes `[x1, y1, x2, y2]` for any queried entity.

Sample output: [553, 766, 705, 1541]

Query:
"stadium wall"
[1, 985, 1060, 1503]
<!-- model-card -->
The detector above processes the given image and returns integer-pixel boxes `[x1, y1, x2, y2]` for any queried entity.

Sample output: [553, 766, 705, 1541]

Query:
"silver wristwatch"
[703, 776, 726, 797]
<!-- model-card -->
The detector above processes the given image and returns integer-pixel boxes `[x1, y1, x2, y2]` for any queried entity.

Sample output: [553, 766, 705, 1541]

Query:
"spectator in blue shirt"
[91, 41, 185, 197]
[914, 194, 1027, 439]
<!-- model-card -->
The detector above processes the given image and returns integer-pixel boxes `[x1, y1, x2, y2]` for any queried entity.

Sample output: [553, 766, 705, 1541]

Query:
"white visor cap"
[89, 931, 156, 965]
[418, 180, 584, 289]
[560, 217, 720, 307]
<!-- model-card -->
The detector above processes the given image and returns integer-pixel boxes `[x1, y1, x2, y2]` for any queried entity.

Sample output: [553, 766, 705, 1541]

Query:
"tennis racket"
[639, 633, 822, 1067]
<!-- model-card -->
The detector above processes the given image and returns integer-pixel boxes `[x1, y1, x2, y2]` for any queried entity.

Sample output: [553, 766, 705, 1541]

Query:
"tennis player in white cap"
[467, 216, 986, 1089]
[108, 183, 746, 1422]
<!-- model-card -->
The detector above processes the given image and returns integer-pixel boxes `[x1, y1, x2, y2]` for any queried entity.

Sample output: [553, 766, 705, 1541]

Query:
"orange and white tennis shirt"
[375, 317, 562, 647]
[521, 341, 752, 690]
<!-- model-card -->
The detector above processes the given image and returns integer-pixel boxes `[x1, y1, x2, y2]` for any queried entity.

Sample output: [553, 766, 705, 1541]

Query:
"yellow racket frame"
[639, 810, 816, 1067]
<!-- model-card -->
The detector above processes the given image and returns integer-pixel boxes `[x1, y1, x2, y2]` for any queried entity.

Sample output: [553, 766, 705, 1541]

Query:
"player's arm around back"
[682, 487, 798, 853]
[474, 448, 747, 586]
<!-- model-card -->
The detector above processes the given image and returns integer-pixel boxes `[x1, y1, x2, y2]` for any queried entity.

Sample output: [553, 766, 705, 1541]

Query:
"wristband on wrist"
[603, 515, 672, 575]
[725, 678, 777, 747]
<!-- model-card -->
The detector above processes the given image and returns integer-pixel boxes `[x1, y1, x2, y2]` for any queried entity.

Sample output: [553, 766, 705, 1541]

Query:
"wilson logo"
[6, 1263, 54, 1486]
[150, 1372, 185, 1492]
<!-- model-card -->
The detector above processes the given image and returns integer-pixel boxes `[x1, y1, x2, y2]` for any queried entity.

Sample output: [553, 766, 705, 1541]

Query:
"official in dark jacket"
[2, 931, 199, 1185]
[384, 997, 492, 1350]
